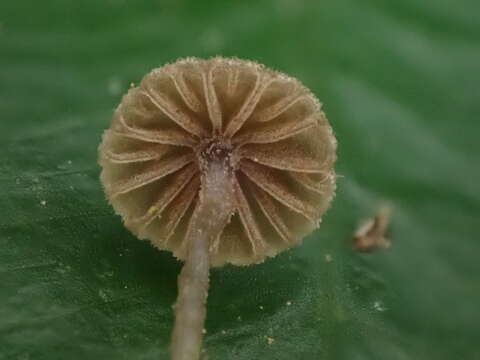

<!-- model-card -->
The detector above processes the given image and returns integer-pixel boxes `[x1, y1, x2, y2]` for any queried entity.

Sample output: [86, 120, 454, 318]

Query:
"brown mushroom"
[98, 57, 337, 360]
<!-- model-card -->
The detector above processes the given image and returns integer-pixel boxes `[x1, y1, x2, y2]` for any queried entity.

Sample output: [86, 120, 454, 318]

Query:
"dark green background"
[1, 1, 479, 359]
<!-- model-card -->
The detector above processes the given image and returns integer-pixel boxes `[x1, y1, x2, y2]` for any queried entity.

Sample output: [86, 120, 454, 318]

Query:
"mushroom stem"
[171, 158, 235, 360]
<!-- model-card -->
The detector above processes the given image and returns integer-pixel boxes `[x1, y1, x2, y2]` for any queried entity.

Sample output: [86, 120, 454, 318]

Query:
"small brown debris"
[353, 205, 392, 252]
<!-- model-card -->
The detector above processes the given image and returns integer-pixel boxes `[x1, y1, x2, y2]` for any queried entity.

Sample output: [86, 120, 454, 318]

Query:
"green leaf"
[1, 1, 479, 359]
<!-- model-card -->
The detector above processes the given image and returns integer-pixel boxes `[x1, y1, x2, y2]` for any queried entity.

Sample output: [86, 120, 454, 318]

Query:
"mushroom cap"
[98, 57, 337, 267]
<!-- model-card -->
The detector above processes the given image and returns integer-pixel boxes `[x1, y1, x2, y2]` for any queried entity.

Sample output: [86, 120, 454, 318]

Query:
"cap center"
[197, 138, 233, 170]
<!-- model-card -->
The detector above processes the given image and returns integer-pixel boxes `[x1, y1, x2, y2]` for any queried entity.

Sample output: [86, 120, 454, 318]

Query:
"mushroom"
[98, 57, 337, 360]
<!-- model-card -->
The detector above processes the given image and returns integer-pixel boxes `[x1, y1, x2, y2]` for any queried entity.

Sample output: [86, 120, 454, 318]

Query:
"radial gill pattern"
[98, 57, 337, 266]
